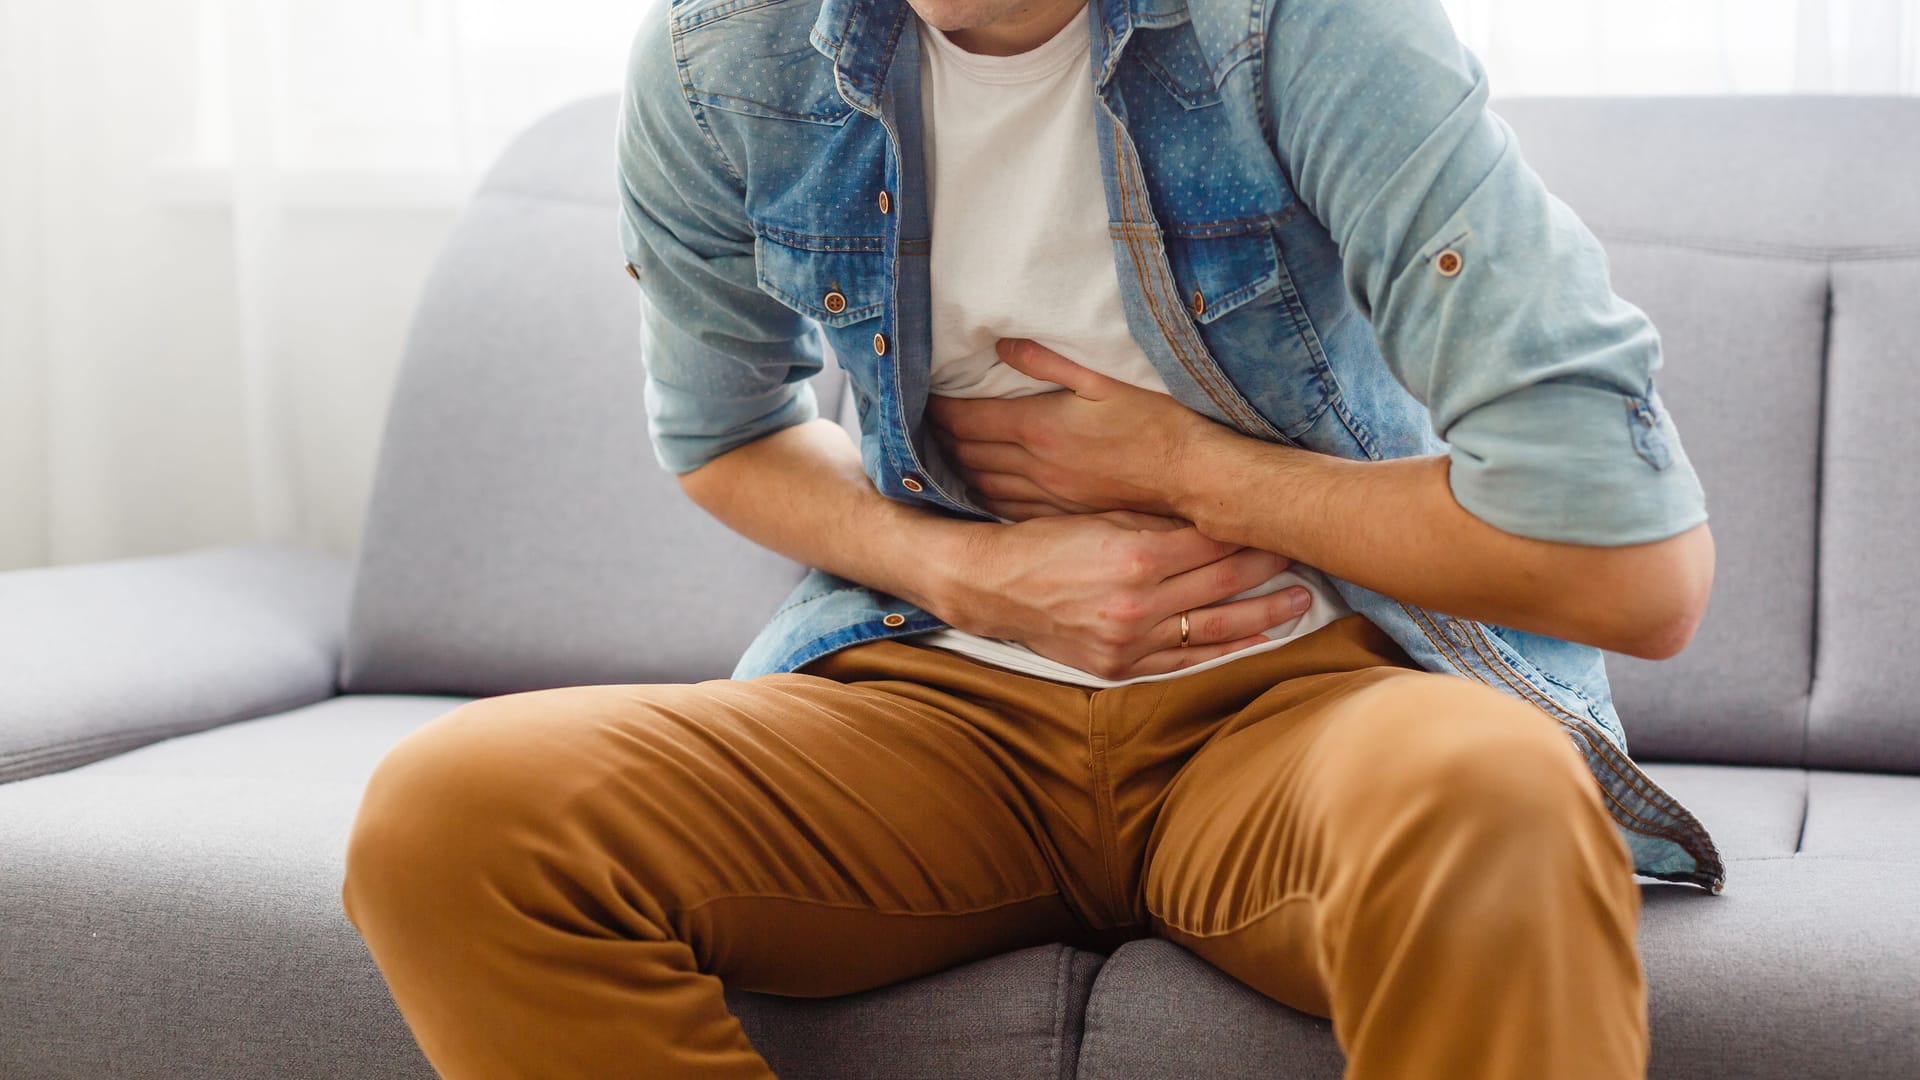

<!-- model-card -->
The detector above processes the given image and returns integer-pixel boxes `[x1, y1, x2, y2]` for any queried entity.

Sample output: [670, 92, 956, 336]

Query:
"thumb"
[997, 339, 1111, 399]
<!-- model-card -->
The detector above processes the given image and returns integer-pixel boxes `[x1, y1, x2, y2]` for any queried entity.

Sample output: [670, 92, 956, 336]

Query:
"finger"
[995, 339, 1114, 400]
[925, 394, 1039, 443]
[1154, 549, 1299, 613]
[1134, 524, 1245, 577]
[1148, 588, 1312, 654]
[948, 437, 1041, 477]
[1125, 635, 1273, 678]
[966, 470, 1104, 515]
[979, 498, 1077, 521]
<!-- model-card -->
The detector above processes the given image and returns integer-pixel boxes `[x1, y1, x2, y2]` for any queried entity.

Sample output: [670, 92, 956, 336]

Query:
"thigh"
[352, 641, 1097, 997]
[1138, 664, 1596, 1016]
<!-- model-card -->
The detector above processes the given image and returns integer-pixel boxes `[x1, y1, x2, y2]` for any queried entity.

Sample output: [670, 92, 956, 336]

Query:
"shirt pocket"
[1161, 222, 1284, 325]
[752, 225, 888, 328]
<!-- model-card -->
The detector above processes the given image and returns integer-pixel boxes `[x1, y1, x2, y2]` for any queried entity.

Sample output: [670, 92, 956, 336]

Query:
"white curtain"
[2, 0, 1917, 572]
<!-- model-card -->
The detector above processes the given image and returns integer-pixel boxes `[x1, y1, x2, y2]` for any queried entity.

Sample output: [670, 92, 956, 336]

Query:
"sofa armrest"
[0, 544, 350, 784]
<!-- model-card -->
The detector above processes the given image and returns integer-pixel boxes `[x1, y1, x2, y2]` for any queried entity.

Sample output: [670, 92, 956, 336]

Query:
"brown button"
[1435, 249, 1463, 277]
[1191, 290, 1206, 317]
[901, 476, 924, 493]
[823, 290, 848, 314]
[873, 333, 889, 357]
[624, 263, 639, 282]
[883, 613, 908, 628]
[878, 190, 892, 215]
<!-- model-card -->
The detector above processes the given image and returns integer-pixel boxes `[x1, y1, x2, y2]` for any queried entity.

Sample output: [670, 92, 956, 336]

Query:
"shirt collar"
[809, 0, 1190, 105]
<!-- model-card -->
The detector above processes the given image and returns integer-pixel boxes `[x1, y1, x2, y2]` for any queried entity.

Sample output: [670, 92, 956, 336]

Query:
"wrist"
[1170, 420, 1240, 536]
[903, 516, 1001, 630]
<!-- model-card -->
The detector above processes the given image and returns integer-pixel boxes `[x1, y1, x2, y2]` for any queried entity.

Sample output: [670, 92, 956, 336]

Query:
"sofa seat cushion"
[1076, 763, 1920, 1080]
[0, 694, 1103, 1079]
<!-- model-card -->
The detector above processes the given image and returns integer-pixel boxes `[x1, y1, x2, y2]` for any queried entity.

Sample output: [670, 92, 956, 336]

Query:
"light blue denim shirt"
[617, 0, 1723, 889]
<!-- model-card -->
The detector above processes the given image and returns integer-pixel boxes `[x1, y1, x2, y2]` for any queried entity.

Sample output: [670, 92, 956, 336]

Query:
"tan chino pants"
[342, 614, 1647, 1079]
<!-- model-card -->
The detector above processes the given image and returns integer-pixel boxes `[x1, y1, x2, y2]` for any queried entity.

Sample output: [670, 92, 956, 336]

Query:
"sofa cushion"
[341, 96, 844, 697]
[0, 544, 349, 785]
[1638, 762, 1806, 862]
[1076, 857, 1920, 1080]
[0, 694, 1101, 1079]
[1811, 258, 1920, 773]
[726, 945, 1103, 1080]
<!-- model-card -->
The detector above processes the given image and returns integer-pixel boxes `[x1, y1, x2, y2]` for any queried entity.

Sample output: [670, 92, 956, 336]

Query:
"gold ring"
[1179, 610, 1191, 648]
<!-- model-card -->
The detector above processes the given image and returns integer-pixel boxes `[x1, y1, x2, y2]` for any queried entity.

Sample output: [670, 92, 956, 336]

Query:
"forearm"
[677, 419, 983, 618]
[1171, 425, 1714, 659]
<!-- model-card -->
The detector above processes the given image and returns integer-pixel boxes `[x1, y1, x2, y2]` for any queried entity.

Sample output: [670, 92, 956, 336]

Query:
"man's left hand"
[926, 339, 1213, 521]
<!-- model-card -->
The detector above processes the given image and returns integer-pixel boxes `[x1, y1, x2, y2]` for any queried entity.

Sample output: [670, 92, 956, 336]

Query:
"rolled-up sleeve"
[617, 13, 822, 475]
[1262, 0, 1707, 545]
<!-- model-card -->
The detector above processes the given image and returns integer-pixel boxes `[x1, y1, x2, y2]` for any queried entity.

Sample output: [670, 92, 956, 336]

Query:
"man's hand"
[945, 510, 1312, 680]
[927, 339, 1212, 521]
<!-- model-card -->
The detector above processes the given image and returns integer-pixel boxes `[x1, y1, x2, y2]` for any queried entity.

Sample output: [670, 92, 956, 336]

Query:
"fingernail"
[1290, 588, 1311, 615]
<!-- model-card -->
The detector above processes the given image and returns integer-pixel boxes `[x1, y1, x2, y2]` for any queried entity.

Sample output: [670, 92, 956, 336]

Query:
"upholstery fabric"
[1076, 861, 1920, 1080]
[341, 97, 844, 697]
[1811, 258, 1920, 772]
[0, 544, 349, 785]
[1638, 763, 1806, 862]
[726, 945, 1103, 1080]
[0, 694, 1101, 1080]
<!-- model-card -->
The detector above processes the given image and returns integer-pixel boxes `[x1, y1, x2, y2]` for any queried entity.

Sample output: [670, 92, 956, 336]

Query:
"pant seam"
[1152, 889, 1317, 940]
[674, 887, 1064, 921]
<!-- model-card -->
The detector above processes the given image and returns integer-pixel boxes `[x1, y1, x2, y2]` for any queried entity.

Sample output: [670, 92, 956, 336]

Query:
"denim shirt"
[617, 0, 1723, 890]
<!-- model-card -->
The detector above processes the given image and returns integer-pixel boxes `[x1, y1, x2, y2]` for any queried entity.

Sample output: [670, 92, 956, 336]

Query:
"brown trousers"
[341, 614, 1646, 1079]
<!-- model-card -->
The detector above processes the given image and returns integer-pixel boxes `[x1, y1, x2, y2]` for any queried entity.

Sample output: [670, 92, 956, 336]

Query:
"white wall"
[2, 0, 1916, 572]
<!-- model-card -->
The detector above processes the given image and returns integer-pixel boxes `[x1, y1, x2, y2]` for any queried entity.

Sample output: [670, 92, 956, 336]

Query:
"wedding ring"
[1179, 610, 1191, 648]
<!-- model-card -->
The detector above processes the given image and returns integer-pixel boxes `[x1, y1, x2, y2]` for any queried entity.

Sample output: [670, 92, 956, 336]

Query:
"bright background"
[2, 0, 1917, 571]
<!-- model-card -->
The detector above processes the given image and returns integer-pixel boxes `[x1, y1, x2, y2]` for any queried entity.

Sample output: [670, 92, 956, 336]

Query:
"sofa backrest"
[341, 96, 845, 695]
[1495, 96, 1920, 772]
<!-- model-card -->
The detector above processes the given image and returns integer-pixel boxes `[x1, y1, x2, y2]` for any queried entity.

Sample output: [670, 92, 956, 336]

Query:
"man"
[341, 0, 1723, 1075]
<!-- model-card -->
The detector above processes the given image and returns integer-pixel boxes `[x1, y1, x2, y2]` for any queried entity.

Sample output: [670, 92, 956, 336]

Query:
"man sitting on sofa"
[340, 0, 1719, 1076]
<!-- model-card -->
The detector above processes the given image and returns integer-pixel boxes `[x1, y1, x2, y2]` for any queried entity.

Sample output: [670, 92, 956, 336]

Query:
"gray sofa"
[4, 93, 1918, 1079]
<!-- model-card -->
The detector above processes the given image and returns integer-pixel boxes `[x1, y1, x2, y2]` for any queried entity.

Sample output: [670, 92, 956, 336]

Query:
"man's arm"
[931, 345, 1712, 660]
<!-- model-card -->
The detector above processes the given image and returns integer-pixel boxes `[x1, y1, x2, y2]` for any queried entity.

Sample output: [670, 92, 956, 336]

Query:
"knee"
[1347, 677, 1616, 855]
[341, 692, 601, 918]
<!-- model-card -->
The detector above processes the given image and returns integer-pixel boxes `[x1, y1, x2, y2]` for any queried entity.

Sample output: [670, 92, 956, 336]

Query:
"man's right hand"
[943, 510, 1312, 680]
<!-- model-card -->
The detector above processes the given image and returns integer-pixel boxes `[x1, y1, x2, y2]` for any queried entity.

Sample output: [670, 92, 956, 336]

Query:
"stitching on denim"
[685, 88, 853, 126]
[1109, 123, 1250, 426]
[1395, 602, 1692, 852]
[1465, 622, 1706, 831]
[671, 0, 785, 32]
[1210, 35, 1260, 87]
[754, 223, 889, 251]
[1457, 621, 1723, 886]
[1114, 128, 1284, 439]
[670, 22, 746, 188]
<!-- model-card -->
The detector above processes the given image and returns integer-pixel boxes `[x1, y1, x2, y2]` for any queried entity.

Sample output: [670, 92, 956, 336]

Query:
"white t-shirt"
[911, 6, 1354, 688]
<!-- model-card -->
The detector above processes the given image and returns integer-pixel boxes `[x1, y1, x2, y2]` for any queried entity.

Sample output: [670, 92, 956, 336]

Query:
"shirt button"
[878, 190, 892, 215]
[823, 290, 848, 314]
[1435, 249, 1464, 277]
[873, 332, 889, 357]
[883, 613, 908, 628]
[901, 475, 925, 493]
[1190, 289, 1206, 317]
[624, 263, 639, 282]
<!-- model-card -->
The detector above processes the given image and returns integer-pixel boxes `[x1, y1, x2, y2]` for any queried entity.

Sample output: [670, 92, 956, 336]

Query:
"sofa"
[4, 92, 1918, 1079]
